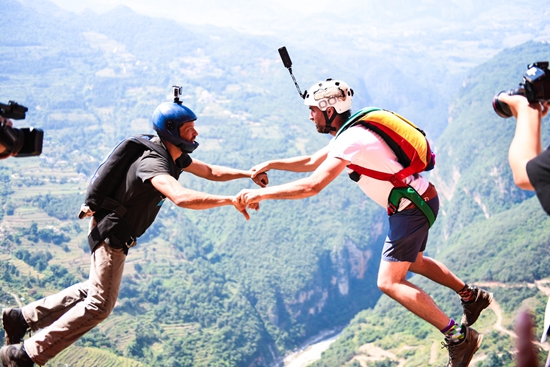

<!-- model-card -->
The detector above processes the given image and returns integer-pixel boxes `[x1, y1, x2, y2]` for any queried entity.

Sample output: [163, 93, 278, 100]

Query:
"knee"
[85, 298, 115, 322]
[377, 277, 395, 296]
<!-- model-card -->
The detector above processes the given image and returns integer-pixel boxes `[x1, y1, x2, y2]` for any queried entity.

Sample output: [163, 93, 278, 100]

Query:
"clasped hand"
[232, 165, 269, 219]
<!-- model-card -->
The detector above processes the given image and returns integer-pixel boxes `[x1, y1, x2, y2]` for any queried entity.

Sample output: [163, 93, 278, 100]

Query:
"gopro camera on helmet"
[173, 85, 183, 104]
[0, 101, 43, 157]
[492, 62, 550, 118]
[151, 86, 199, 154]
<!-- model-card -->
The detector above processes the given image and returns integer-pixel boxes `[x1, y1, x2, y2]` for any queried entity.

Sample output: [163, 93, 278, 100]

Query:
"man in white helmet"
[238, 78, 491, 366]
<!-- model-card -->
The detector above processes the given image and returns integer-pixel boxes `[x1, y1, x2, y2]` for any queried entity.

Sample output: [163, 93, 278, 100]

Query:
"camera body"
[0, 101, 43, 157]
[493, 62, 550, 118]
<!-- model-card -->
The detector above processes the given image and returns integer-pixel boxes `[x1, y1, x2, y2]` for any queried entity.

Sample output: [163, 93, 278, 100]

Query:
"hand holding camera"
[493, 62, 550, 118]
[0, 100, 43, 158]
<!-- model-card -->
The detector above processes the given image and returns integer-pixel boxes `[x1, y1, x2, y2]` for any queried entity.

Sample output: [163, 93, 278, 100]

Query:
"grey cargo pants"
[21, 240, 126, 365]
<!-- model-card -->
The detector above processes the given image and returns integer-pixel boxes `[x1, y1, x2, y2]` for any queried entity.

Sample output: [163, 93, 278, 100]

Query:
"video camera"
[492, 61, 550, 118]
[0, 101, 43, 157]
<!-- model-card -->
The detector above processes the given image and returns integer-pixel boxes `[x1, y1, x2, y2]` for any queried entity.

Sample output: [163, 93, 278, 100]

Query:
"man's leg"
[22, 282, 89, 331]
[377, 259, 449, 329]
[409, 252, 465, 291]
[409, 252, 492, 327]
[22, 242, 125, 366]
[378, 258, 482, 367]
[2, 281, 89, 347]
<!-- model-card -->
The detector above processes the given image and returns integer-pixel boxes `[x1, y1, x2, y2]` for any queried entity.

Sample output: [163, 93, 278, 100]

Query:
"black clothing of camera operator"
[526, 145, 550, 214]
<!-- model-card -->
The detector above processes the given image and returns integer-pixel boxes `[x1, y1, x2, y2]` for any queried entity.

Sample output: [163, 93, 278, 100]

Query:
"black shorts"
[381, 195, 439, 262]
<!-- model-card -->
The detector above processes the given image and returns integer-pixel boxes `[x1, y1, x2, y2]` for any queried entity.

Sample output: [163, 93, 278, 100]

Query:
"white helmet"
[303, 79, 353, 113]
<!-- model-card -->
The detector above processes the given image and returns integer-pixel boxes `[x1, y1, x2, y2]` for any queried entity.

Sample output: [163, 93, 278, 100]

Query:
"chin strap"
[321, 110, 337, 134]
[178, 140, 199, 154]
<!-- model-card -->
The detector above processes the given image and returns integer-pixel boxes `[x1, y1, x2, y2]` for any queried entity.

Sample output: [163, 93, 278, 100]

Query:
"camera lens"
[492, 92, 513, 118]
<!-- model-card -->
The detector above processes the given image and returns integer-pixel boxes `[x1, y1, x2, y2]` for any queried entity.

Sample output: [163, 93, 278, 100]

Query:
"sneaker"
[0, 344, 34, 367]
[461, 286, 493, 327]
[442, 326, 482, 367]
[2, 308, 29, 345]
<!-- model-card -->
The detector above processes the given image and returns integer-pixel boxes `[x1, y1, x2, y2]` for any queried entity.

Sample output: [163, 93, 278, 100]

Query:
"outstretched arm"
[239, 155, 348, 205]
[499, 94, 549, 190]
[150, 174, 255, 220]
[184, 159, 268, 187]
[251, 145, 331, 179]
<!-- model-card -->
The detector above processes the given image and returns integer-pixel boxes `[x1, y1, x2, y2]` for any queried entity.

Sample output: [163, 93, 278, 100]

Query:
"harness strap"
[388, 187, 436, 227]
[348, 164, 416, 188]
[101, 197, 128, 217]
[347, 163, 436, 227]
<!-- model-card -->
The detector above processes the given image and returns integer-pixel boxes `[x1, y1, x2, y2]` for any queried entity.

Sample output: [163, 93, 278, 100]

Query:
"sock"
[441, 319, 464, 344]
[458, 284, 475, 303]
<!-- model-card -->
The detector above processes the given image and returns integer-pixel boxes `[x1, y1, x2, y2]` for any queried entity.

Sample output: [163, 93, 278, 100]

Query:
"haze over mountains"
[1, 0, 550, 366]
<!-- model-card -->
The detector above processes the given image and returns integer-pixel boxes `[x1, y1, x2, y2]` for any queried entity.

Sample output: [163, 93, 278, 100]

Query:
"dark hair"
[339, 110, 351, 121]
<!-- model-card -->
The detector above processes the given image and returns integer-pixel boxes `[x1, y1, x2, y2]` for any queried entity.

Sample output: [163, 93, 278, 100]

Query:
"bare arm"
[500, 94, 549, 190]
[150, 174, 253, 219]
[239, 156, 348, 204]
[251, 145, 331, 179]
[185, 159, 268, 187]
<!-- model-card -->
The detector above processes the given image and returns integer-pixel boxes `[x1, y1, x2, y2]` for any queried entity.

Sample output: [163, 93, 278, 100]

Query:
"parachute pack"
[335, 107, 437, 226]
[79, 134, 170, 219]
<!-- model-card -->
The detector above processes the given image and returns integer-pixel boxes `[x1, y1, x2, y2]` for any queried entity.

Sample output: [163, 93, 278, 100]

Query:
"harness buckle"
[125, 237, 137, 248]
[387, 202, 398, 216]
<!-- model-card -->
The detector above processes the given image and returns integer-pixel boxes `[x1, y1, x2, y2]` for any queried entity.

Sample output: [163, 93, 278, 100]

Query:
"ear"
[326, 106, 336, 118]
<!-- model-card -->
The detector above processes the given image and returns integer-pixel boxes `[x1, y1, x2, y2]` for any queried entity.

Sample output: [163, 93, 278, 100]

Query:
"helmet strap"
[321, 110, 337, 134]
[177, 140, 199, 154]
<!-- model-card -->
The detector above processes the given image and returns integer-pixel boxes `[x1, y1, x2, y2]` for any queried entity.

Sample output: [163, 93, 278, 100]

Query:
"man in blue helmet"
[0, 87, 267, 366]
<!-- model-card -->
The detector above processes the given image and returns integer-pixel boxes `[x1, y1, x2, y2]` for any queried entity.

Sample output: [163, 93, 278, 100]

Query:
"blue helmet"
[152, 101, 199, 154]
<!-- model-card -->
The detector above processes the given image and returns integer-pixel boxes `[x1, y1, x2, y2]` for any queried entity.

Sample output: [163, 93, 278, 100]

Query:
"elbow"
[512, 174, 534, 190]
[514, 177, 533, 190]
[171, 195, 191, 208]
[305, 183, 324, 196]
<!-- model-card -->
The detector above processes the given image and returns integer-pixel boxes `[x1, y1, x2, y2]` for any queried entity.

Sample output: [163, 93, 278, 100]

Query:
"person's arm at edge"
[501, 94, 548, 190]
[240, 156, 348, 204]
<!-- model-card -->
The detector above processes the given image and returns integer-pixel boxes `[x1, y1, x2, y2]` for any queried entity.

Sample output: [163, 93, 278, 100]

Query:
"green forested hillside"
[312, 41, 550, 367]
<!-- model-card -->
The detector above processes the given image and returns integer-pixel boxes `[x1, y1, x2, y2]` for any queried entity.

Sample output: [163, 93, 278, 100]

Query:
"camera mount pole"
[278, 46, 306, 99]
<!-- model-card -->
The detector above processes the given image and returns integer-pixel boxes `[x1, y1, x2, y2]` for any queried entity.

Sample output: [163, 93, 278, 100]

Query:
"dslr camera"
[493, 62, 550, 118]
[0, 101, 43, 157]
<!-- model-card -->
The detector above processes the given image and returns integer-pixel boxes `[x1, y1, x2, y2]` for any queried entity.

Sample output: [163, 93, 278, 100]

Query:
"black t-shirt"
[526, 147, 550, 215]
[92, 137, 192, 247]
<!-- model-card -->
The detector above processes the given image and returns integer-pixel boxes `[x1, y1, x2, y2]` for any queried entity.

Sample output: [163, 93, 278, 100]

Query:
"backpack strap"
[335, 107, 382, 138]
[101, 197, 128, 217]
